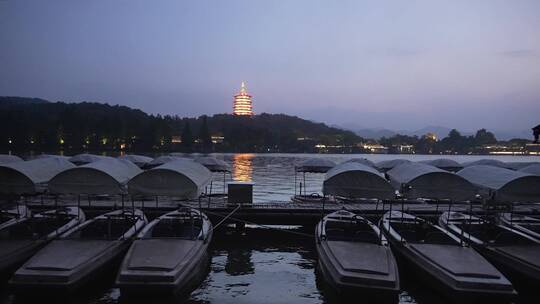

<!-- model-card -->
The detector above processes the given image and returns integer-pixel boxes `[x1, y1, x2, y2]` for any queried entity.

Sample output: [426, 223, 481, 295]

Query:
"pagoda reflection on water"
[233, 82, 253, 116]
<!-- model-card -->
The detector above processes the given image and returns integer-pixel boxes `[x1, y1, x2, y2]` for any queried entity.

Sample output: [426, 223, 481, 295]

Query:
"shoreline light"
[233, 81, 253, 116]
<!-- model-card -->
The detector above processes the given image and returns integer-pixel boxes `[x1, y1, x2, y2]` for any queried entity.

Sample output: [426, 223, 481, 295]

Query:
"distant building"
[397, 144, 415, 154]
[362, 143, 389, 154]
[211, 135, 224, 144]
[425, 132, 437, 141]
[233, 82, 253, 116]
[171, 135, 182, 144]
[525, 143, 540, 155]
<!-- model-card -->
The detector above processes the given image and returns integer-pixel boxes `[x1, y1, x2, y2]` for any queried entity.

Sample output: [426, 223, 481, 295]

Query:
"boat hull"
[315, 213, 399, 302]
[316, 249, 399, 302]
[116, 208, 213, 297]
[475, 245, 540, 289]
[9, 240, 131, 294]
[387, 239, 515, 303]
[118, 250, 210, 297]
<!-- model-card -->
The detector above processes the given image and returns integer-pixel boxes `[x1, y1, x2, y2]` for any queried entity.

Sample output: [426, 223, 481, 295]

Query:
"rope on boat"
[201, 208, 314, 238]
[211, 205, 241, 231]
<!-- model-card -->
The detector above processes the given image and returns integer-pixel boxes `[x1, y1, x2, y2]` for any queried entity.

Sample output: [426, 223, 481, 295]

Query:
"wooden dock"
[8, 194, 540, 226]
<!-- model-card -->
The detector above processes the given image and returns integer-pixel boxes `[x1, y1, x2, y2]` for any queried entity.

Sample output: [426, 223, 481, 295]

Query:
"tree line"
[0, 97, 362, 153]
[1, 97, 528, 154]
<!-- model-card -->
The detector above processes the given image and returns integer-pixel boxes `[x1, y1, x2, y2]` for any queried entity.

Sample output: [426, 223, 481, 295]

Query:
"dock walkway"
[8, 195, 540, 226]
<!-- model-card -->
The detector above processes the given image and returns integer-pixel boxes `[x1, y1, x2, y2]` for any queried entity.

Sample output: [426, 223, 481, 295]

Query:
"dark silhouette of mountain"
[0, 96, 362, 153]
[0, 96, 50, 105]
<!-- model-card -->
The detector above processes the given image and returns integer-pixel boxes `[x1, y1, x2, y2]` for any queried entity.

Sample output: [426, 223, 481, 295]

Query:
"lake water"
[1, 153, 539, 304]
[206, 153, 540, 203]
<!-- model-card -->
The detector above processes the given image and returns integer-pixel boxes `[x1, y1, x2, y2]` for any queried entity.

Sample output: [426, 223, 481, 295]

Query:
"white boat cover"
[0, 154, 23, 164]
[146, 155, 189, 167]
[462, 159, 509, 169]
[418, 158, 463, 171]
[387, 162, 476, 201]
[323, 162, 394, 199]
[0, 158, 75, 195]
[508, 162, 540, 171]
[194, 156, 230, 172]
[128, 159, 212, 198]
[375, 159, 412, 171]
[343, 158, 376, 168]
[32, 154, 70, 161]
[68, 153, 114, 165]
[48, 158, 142, 195]
[296, 158, 336, 173]
[519, 164, 540, 176]
[457, 165, 540, 203]
[118, 155, 153, 168]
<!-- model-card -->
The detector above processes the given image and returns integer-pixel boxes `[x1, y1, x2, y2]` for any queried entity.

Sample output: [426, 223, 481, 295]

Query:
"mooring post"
[223, 172, 226, 194]
[303, 172, 306, 196]
[294, 169, 297, 196]
[16, 197, 20, 217]
[468, 199, 473, 244]
[321, 194, 326, 218]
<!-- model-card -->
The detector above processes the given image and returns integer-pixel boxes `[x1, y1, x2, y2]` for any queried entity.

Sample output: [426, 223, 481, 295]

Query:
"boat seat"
[397, 229, 417, 242]
[152, 220, 201, 239]
[494, 231, 530, 245]
[2, 222, 34, 238]
[325, 228, 347, 240]
[79, 218, 136, 239]
[424, 231, 453, 245]
[353, 231, 379, 243]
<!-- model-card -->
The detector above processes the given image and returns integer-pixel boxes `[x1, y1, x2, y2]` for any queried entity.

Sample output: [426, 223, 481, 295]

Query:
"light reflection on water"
[232, 154, 255, 182]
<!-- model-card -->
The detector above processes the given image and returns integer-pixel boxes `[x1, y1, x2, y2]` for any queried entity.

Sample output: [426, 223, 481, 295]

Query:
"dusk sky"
[1, 0, 539, 132]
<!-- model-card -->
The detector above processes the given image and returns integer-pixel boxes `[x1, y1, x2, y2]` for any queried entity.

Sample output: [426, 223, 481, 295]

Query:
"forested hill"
[0, 96, 362, 153]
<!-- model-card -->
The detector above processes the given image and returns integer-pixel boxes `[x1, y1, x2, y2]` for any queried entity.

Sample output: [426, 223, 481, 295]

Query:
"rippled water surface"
[1, 153, 538, 304]
[208, 153, 540, 203]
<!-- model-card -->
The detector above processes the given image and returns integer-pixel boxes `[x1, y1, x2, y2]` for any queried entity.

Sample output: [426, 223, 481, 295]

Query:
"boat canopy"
[0, 158, 75, 195]
[457, 165, 540, 203]
[146, 155, 189, 168]
[323, 162, 394, 199]
[128, 159, 212, 199]
[519, 164, 540, 176]
[418, 158, 463, 171]
[296, 158, 336, 173]
[375, 159, 412, 172]
[0, 154, 23, 164]
[118, 155, 153, 168]
[69, 153, 114, 165]
[387, 162, 476, 201]
[462, 159, 509, 169]
[194, 156, 230, 172]
[342, 158, 376, 168]
[32, 154, 70, 161]
[507, 162, 540, 171]
[48, 159, 142, 195]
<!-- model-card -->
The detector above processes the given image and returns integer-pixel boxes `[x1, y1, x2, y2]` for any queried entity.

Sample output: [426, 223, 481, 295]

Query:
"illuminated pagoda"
[233, 81, 253, 116]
